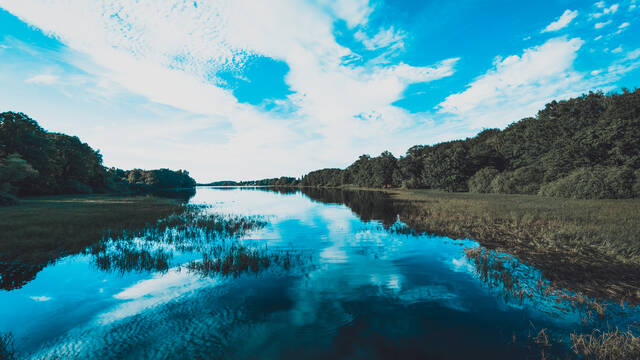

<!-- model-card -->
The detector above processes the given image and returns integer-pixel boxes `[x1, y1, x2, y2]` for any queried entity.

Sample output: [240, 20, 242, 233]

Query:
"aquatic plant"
[187, 245, 309, 278]
[571, 328, 640, 360]
[87, 207, 269, 275]
[0, 332, 16, 360]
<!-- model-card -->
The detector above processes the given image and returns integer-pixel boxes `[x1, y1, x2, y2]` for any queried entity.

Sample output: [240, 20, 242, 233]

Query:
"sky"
[0, 0, 639, 182]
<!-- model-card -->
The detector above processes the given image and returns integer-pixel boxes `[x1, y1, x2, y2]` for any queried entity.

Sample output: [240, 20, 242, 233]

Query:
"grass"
[382, 189, 640, 303]
[0, 195, 184, 290]
[0, 332, 15, 360]
[571, 329, 640, 360]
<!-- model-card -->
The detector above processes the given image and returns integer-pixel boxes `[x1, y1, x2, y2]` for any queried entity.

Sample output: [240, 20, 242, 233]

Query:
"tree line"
[0, 112, 196, 205]
[241, 90, 640, 199]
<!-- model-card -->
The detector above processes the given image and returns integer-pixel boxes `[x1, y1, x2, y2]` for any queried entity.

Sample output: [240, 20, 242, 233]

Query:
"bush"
[634, 169, 640, 197]
[539, 166, 635, 199]
[59, 179, 93, 194]
[489, 166, 544, 195]
[468, 167, 499, 193]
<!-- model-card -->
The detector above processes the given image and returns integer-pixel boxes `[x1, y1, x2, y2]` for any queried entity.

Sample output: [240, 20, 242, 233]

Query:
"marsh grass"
[0, 195, 184, 290]
[571, 328, 640, 360]
[87, 207, 269, 274]
[186, 245, 307, 277]
[464, 247, 613, 324]
[0, 332, 15, 360]
[466, 246, 640, 359]
[386, 189, 640, 303]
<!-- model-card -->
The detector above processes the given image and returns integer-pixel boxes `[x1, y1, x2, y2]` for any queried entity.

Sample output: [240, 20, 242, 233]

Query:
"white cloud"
[0, 0, 458, 180]
[619, 22, 630, 29]
[355, 26, 406, 51]
[438, 37, 592, 128]
[541, 9, 578, 33]
[29, 295, 52, 302]
[318, 0, 374, 28]
[612, 46, 623, 53]
[594, 35, 603, 40]
[595, 20, 613, 29]
[26, 73, 59, 84]
[590, 2, 619, 18]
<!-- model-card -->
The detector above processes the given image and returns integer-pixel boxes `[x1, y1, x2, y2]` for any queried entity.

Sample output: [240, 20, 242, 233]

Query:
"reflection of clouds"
[192, 188, 315, 219]
[451, 256, 475, 273]
[29, 295, 52, 302]
[99, 267, 216, 325]
[319, 245, 348, 263]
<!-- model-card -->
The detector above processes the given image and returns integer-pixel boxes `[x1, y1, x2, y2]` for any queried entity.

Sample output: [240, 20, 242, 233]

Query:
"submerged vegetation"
[0, 112, 196, 205]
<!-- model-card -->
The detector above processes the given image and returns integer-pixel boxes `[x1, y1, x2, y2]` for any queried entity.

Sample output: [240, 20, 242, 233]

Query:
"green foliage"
[0, 153, 38, 194]
[0, 112, 196, 204]
[200, 177, 300, 187]
[293, 89, 640, 199]
[468, 167, 499, 193]
[539, 166, 635, 199]
[342, 151, 400, 188]
[489, 166, 544, 195]
[301, 168, 343, 187]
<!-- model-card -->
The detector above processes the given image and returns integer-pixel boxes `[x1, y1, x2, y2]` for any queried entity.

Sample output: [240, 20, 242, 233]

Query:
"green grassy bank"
[382, 189, 640, 303]
[0, 195, 184, 290]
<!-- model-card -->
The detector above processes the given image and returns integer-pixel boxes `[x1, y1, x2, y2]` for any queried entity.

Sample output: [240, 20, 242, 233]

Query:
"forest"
[0, 112, 195, 205]
[295, 90, 640, 199]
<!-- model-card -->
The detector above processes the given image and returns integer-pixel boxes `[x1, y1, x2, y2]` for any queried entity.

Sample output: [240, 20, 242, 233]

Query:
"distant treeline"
[0, 112, 196, 205]
[200, 177, 299, 187]
[214, 90, 640, 199]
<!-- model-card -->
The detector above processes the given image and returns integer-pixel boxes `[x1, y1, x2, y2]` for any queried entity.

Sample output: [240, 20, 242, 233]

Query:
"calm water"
[1, 187, 638, 359]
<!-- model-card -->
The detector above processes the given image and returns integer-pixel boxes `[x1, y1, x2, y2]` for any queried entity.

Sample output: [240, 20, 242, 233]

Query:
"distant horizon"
[1, 0, 639, 181]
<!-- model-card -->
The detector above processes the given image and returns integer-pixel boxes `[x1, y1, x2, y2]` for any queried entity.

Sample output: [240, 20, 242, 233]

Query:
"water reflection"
[1, 187, 639, 359]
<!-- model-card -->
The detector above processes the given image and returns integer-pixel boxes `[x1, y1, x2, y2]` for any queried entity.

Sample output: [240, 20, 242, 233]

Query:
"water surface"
[1, 187, 637, 359]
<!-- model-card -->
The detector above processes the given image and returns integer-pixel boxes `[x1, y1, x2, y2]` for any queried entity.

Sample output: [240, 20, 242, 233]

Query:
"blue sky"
[0, 0, 639, 181]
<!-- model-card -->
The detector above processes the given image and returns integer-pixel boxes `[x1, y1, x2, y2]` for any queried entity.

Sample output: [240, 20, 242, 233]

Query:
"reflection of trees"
[300, 188, 400, 226]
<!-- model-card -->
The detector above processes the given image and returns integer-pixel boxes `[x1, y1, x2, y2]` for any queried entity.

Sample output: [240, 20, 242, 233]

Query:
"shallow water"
[1, 187, 638, 359]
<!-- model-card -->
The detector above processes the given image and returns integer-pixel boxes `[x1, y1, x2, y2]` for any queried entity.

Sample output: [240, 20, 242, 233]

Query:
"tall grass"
[0, 195, 183, 290]
[387, 189, 640, 303]
[0, 332, 16, 360]
[571, 329, 640, 360]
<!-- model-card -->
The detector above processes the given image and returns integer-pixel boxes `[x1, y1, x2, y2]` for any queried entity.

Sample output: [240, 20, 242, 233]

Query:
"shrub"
[634, 169, 640, 198]
[489, 166, 544, 195]
[468, 167, 499, 193]
[539, 166, 635, 199]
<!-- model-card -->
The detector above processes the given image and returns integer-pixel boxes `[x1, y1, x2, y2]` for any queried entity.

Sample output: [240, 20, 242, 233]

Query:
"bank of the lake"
[356, 187, 640, 304]
[0, 195, 185, 291]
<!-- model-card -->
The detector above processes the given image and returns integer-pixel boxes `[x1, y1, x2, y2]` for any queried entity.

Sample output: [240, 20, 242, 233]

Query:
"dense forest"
[214, 90, 640, 199]
[0, 112, 196, 205]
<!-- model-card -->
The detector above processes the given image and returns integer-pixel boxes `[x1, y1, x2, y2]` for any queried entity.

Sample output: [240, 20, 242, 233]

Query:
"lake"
[1, 187, 638, 359]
